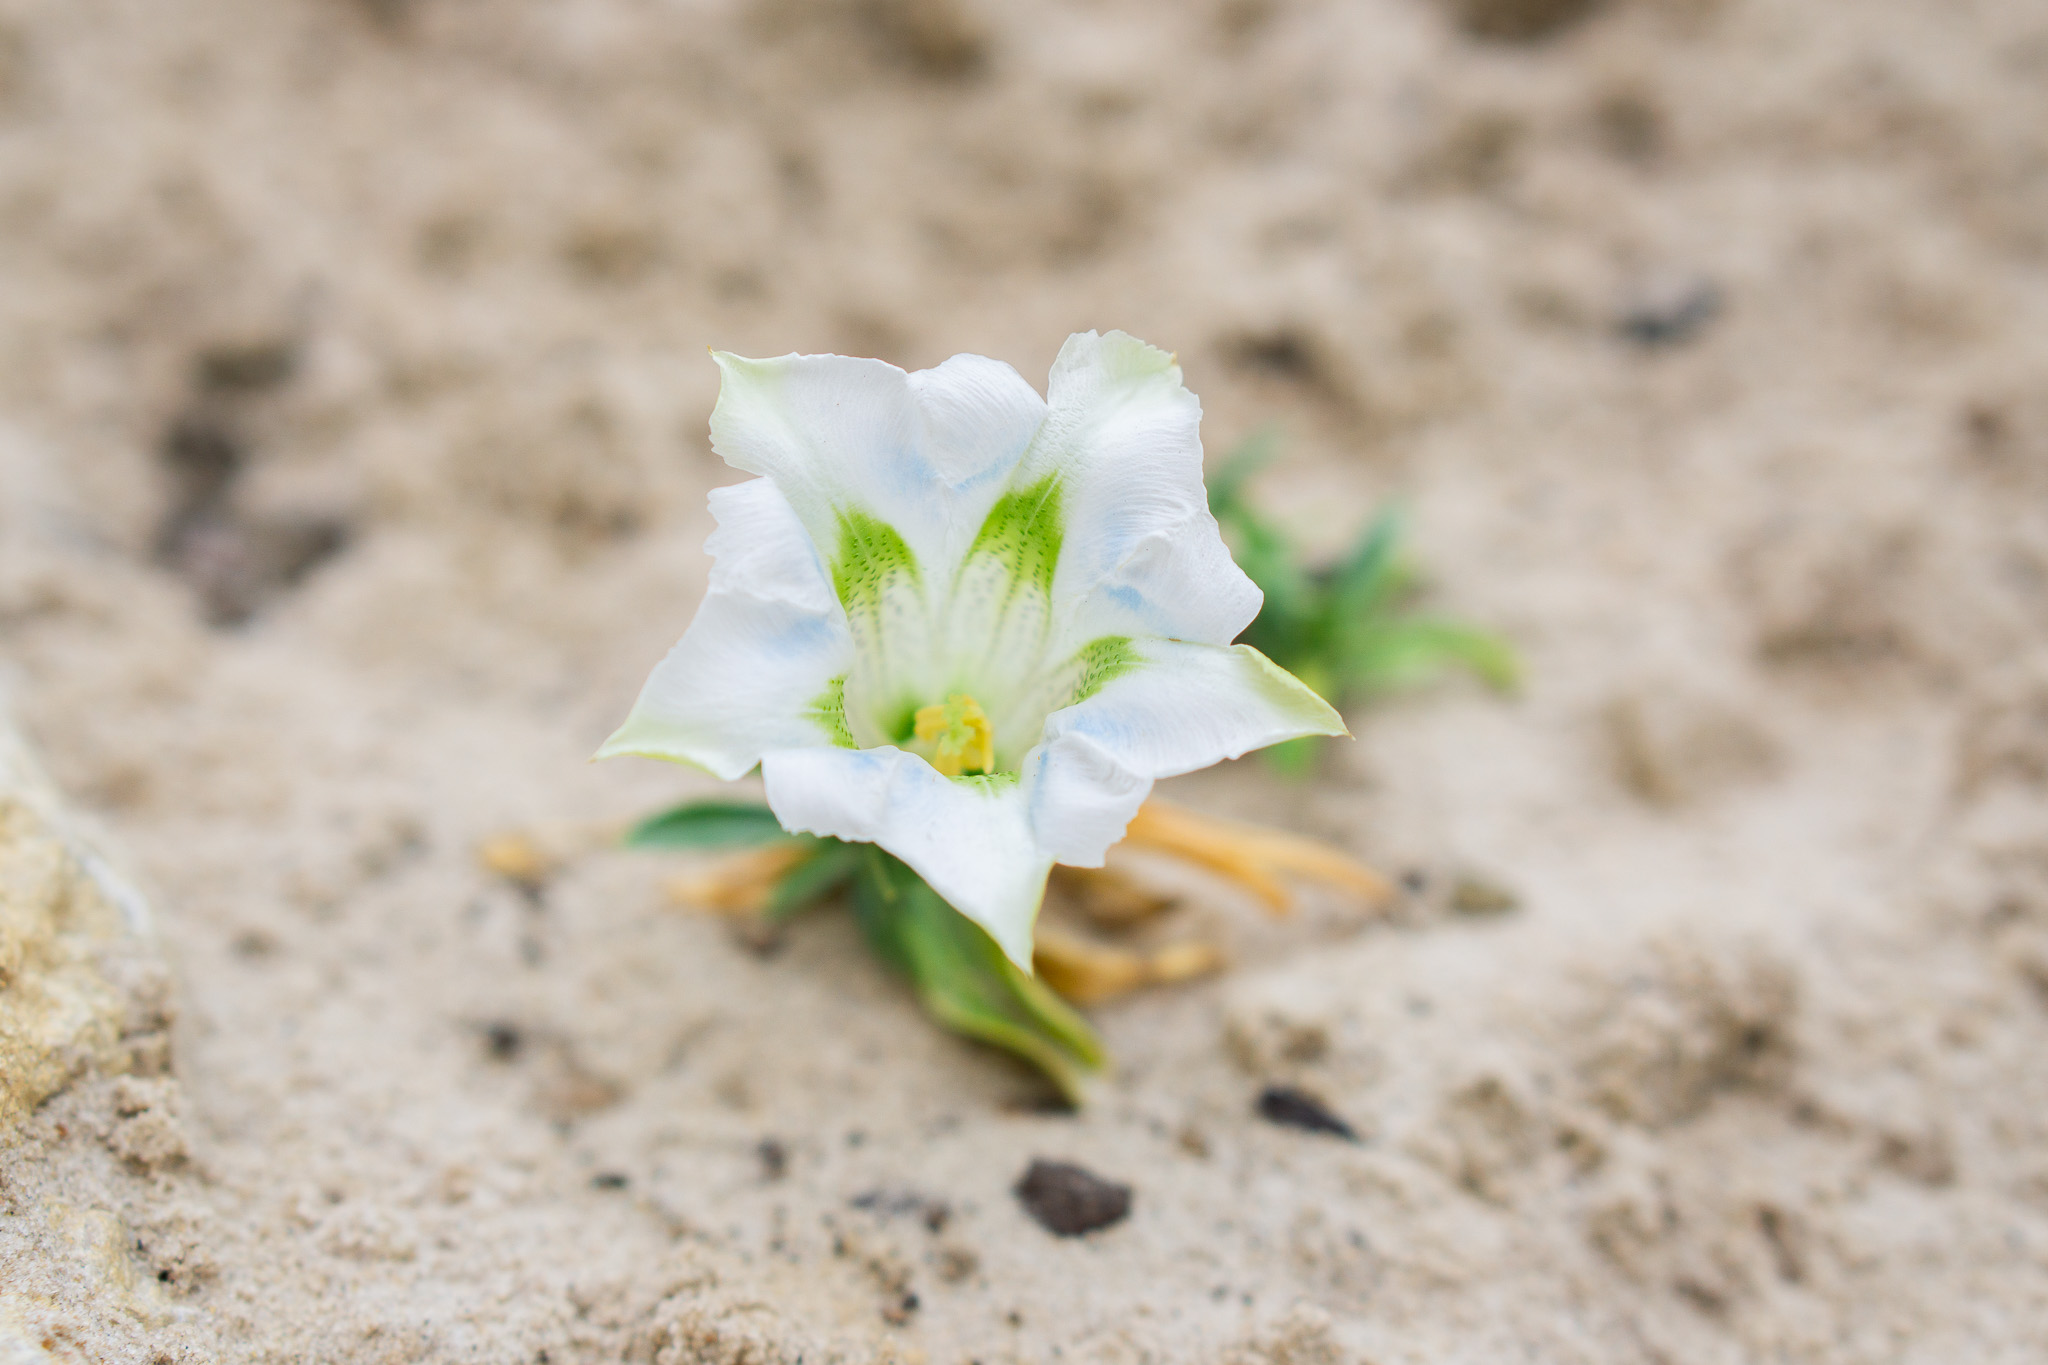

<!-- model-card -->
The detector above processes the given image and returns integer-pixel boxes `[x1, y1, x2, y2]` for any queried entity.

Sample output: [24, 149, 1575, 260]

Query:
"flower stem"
[849, 847, 1105, 1105]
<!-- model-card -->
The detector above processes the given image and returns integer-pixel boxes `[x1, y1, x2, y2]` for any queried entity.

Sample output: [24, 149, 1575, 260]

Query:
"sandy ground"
[3, 0, 2048, 1359]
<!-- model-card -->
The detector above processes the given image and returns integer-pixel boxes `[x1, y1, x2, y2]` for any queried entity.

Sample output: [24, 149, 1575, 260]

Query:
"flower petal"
[698, 476, 842, 615]
[907, 353, 1052, 560]
[596, 480, 854, 778]
[710, 351, 1049, 743]
[709, 350, 1046, 581]
[761, 746, 1050, 969]
[1027, 639, 1347, 866]
[1008, 331, 1264, 649]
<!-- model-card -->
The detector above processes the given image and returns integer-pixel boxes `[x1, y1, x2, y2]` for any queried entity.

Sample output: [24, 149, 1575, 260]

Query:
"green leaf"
[1207, 429, 1522, 781]
[1259, 734, 1322, 778]
[766, 841, 860, 922]
[1325, 504, 1408, 623]
[1338, 619, 1521, 696]
[622, 800, 794, 851]
[850, 849, 1105, 1105]
[1207, 424, 1280, 517]
[1210, 431, 1322, 667]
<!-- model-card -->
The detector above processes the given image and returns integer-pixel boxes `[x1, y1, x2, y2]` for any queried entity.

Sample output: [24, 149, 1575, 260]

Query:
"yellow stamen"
[913, 693, 995, 777]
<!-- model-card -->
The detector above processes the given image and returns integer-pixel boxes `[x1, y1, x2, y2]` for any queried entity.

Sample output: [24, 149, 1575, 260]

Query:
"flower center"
[913, 693, 995, 777]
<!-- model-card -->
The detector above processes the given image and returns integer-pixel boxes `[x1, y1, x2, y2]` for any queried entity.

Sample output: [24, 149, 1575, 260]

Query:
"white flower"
[599, 331, 1345, 968]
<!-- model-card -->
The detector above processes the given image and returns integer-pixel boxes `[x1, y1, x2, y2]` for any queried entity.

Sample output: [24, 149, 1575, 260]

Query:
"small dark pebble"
[1618, 276, 1722, 348]
[159, 413, 244, 508]
[1446, 0, 1607, 43]
[729, 918, 786, 957]
[590, 1171, 629, 1190]
[1013, 1159, 1132, 1237]
[1400, 868, 1429, 895]
[999, 1089, 1079, 1116]
[757, 1137, 788, 1181]
[153, 411, 351, 627]
[483, 1022, 524, 1061]
[1256, 1084, 1360, 1141]
[195, 338, 299, 394]
[230, 928, 278, 959]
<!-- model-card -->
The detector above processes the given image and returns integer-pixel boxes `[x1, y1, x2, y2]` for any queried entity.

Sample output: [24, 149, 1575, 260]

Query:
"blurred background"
[2, 0, 2041, 678]
[3, 0, 2048, 1360]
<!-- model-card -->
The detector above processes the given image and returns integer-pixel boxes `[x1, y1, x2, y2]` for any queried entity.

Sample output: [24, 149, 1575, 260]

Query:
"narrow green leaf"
[1259, 734, 1323, 778]
[1207, 424, 1280, 517]
[848, 846, 919, 974]
[1339, 619, 1521, 695]
[1213, 432, 1354, 673]
[1325, 504, 1408, 621]
[622, 800, 792, 850]
[1219, 517, 1318, 668]
[850, 849, 1105, 1105]
[766, 842, 860, 922]
[1209, 428, 1519, 777]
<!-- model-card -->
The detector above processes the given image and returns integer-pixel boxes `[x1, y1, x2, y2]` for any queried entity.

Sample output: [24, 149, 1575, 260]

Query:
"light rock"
[0, 714, 162, 1139]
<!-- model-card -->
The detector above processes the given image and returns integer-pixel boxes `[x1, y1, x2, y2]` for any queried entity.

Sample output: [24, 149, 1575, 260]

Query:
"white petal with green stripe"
[596, 478, 852, 778]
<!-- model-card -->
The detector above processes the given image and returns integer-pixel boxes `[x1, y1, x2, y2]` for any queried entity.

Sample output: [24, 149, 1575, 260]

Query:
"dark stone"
[590, 1171, 629, 1190]
[756, 1137, 788, 1181]
[1255, 1084, 1360, 1141]
[1619, 276, 1723, 348]
[862, 0, 990, 82]
[1013, 1159, 1131, 1236]
[1443, 0, 1607, 43]
[159, 413, 243, 508]
[483, 1022, 523, 1061]
[153, 410, 351, 627]
[195, 338, 299, 394]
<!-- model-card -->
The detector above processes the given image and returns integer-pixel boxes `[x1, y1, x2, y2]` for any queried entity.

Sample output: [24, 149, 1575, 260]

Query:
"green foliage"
[624, 802, 1103, 1101]
[1210, 429, 1518, 774]
[766, 840, 862, 922]
[850, 849, 1103, 1105]
[622, 799, 796, 850]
